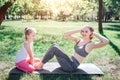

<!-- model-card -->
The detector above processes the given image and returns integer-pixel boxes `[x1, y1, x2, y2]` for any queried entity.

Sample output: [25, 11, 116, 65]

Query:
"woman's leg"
[42, 44, 77, 72]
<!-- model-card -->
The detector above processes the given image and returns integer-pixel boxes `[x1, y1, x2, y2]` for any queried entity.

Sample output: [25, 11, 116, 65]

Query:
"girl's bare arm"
[25, 43, 34, 66]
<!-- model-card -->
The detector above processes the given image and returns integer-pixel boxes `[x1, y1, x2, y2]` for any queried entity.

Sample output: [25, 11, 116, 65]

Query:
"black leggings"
[42, 44, 80, 72]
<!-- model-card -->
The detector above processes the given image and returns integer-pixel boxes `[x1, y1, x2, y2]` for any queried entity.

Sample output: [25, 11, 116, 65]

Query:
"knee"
[24, 65, 35, 72]
[48, 44, 61, 54]
[51, 44, 58, 47]
[27, 69, 34, 73]
[27, 66, 35, 72]
[51, 44, 59, 50]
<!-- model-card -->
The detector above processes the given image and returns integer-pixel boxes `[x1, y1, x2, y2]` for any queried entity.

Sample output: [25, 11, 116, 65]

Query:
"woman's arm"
[91, 32, 109, 48]
[25, 43, 34, 66]
[64, 29, 81, 43]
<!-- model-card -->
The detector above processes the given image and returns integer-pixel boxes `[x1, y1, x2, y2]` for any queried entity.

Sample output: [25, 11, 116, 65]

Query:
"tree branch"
[0, 0, 16, 25]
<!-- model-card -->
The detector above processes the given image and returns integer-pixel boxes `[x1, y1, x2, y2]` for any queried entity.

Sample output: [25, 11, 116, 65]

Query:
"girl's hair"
[84, 25, 94, 39]
[24, 27, 36, 40]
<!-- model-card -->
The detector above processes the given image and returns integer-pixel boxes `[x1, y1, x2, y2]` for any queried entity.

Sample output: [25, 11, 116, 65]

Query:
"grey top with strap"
[74, 40, 91, 57]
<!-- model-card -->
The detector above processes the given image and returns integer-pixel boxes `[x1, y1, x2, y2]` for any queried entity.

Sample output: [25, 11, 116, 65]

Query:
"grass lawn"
[0, 20, 120, 80]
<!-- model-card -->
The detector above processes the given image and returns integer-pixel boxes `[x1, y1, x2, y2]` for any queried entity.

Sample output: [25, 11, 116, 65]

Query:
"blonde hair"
[24, 27, 36, 40]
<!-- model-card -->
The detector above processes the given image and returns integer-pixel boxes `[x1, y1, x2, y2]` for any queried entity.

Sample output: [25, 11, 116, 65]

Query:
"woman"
[39, 25, 109, 72]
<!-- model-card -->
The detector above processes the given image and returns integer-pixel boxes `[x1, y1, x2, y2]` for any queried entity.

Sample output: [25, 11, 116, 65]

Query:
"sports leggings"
[42, 44, 80, 72]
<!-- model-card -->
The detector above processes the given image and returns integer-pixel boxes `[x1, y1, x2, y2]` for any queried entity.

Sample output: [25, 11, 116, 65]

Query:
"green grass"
[0, 20, 120, 80]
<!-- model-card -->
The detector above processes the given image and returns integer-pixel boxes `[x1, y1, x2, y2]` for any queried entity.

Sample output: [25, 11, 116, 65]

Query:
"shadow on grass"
[102, 21, 120, 23]
[8, 67, 104, 80]
[8, 68, 24, 80]
[42, 74, 93, 80]
[40, 67, 104, 80]
[0, 25, 6, 30]
[104, 26, 120, 32]
[104, 24, 120, 40]
[104, 21, 120, 31]
[101, 25, 120, 55]
[8, 74, 93, 80]
[0, 25, 23, 41]
[8, 73, 24, 80]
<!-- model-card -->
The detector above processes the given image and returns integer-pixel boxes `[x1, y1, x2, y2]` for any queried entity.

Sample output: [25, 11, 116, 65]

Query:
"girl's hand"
[34, 61, 44, 69]
[33, 62, 40, 69]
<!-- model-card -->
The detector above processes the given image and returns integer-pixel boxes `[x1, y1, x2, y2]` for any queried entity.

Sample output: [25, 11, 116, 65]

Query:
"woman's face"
[27, 32, 36, 41]
[80, 27, 93, 39]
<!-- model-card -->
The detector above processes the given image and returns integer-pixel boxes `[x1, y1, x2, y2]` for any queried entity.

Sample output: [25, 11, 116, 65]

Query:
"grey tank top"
[74, 40, 91, 57]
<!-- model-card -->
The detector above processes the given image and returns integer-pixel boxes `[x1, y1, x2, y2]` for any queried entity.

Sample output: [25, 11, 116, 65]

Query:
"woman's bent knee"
[51, 44, 60, 50]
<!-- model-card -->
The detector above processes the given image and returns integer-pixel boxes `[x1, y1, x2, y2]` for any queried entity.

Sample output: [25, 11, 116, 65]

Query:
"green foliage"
[0, 0, 9, 6]
[0, 0, 15, 6]
[1, 0, 120, 21]
[5, 0, 99, 20]
[7, 3, 22, 15]
[103, 0, 120, 17]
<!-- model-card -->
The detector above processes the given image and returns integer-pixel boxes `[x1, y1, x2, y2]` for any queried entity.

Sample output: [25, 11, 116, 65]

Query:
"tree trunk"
[0, 1, 14, 25]
[98, 0, 103, 33]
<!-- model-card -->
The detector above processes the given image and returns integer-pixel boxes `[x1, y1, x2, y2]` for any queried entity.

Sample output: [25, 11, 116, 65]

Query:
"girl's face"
[80, 27, 93, 39]
[26, 32, 36, 41]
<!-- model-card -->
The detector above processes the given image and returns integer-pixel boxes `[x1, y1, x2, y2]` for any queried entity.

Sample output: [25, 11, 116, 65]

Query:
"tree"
[98, 0, 103, 33]
[0, 0, 16, 25]
[103, 0, 120, 21]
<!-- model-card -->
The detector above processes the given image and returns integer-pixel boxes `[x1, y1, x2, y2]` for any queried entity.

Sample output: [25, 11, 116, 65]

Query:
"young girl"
[15, 27, 41, 72]
[39, 25, 109, 72]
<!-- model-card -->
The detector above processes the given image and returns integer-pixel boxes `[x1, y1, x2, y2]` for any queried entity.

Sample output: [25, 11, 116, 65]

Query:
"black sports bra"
[74, 40, 91, 57]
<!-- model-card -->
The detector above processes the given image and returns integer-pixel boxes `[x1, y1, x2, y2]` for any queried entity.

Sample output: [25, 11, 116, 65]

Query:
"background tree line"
[0, 0, 119, 22]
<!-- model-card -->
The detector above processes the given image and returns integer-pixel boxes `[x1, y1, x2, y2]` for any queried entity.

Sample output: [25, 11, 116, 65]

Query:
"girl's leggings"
[16, 58, 41, 72]
[42, 44, 80, 72]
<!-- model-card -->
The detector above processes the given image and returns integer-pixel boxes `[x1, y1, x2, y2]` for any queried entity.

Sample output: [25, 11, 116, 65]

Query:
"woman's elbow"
[64, 32, 69, 37]
[106, 39, 109, 44]
[104, 39, 109, 45]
